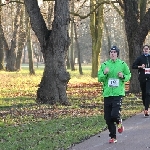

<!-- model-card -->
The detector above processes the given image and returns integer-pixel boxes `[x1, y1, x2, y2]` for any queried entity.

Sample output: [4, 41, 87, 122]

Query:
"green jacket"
[98, 59, 131, 97]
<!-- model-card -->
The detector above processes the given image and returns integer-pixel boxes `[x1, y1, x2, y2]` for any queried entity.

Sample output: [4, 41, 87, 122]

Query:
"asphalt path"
[69, 110, 150, 150]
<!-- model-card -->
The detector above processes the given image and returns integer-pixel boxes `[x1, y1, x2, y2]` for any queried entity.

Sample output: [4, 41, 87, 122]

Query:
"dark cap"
[110, 46, 120, 56]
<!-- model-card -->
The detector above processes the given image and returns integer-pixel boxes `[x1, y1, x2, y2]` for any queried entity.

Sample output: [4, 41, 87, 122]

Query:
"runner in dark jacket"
[132, 45, 150, 117]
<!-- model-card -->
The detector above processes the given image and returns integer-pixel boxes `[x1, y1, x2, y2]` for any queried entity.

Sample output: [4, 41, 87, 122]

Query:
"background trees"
[1, 0, 150, 103]
[122, 0, 150, 92]
[73, 0, 150, 93]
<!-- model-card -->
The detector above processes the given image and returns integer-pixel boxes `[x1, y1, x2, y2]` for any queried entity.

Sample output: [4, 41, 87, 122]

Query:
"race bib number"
[145, 68, 150, 74]
[108, 78, 119, 87]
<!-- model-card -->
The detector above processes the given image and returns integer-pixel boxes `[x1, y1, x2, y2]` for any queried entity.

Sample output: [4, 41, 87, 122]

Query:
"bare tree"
[5, 3, 21, 71]
[74, 22, 83, 75]
[122, 0, 150, 93]
[25, 9, 35, 75]
[0, 0, 6, 70]
[24, 0, 70, 105]
[16, 6, 26, 70]
[69, 0, 75, 71]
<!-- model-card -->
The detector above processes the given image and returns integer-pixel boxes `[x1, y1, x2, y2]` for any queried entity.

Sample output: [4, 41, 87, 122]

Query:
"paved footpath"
[69, 110, 150, 150]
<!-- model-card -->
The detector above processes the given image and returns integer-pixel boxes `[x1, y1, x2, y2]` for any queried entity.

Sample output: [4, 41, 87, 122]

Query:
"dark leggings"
[104, 96, 122, 139]
[140, 80, 150, 110]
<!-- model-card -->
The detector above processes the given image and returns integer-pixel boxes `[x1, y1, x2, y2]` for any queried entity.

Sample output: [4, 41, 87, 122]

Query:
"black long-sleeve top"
[132, 54, 150, 81]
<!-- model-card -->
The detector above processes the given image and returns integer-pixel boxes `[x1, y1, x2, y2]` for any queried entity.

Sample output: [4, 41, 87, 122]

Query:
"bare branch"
[24, 0, 48, 48]
[70, 0, 122, 19]
[116, 0, 124, 9]
[111, 2, 124, 19]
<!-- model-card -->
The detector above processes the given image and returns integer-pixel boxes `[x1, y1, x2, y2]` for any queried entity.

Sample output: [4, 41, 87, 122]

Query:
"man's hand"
[104, 67, 109, 75]
[139, 64, 145, 69]
[118, 72, 124, 78]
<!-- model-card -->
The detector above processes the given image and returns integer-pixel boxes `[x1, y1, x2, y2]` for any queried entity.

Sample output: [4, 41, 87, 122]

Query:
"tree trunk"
[25, 9, 35, 75]
[69, 0, 75, 71]
[47, 1, 54, 30]
[6, 4, 21, 71]
[24, 0, 70, 105]
[90, 0, 97, 77]
[140, 0, 147, 21]
[0, 1, 4, 70]
[0, 25, 4, 70]
[66, 54, 70, 69]
[27, 26, 35, 75]
[90, 0, 104, 77]
[104, 21, 111, 49]
[123, 0, 150, 93]
[74, 22, 83, 75]
[16, 7, 26, 71]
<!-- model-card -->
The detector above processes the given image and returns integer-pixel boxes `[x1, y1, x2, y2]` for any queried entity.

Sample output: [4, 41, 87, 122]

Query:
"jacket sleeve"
[98, 63, 108, 82]
[122, 62, 131, 82]
[132, 57, 140, 69]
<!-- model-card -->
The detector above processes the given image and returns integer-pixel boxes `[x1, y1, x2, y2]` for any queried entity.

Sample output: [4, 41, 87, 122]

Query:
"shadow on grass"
[0, 97, 36, 110]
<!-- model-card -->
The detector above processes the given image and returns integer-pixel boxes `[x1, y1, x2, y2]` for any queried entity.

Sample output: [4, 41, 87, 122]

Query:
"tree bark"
[24, 0, 70, 105]
[0, 24, 4, 70]
[0, 1, 4, 70]
[25, 9, 35, 75]
[69, 0, 75, 71]
[16, 7, 26, 71]
[123, 0, 150, 93]
[90, 0, 104, 77]
[6, 4, 21, 71]
[74, 22, 83, 75]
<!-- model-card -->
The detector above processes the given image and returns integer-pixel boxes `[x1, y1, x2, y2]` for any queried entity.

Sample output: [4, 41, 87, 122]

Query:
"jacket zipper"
[146, 57, 150, 68]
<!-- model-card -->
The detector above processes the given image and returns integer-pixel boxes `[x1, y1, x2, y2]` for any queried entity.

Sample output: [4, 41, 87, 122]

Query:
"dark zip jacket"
[132, 54, 150, 81]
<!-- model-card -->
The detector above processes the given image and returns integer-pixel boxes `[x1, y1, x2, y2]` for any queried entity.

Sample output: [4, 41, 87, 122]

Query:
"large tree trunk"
[123, 0, 150, 93]
[24, 0, 70, 105]
[123, 0, 140, 93]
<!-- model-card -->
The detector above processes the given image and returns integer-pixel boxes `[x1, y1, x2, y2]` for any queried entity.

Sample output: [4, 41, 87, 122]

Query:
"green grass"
[0, 66, 143, 150]
[0, 115, 106, 150]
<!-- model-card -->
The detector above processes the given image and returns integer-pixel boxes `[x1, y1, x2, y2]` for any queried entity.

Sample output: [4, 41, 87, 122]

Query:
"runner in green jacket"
[98, 58, 131, 97]
[98, 46, 131, 143]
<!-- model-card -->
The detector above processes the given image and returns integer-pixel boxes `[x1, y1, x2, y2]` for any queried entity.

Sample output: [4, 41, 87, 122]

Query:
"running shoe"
[109, 138, 117, 143]
[118, 122, 124, 133]
[144, 110, 149, 117]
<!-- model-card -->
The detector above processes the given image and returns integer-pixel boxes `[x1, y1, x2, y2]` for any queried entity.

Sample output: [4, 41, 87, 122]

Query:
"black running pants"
[104, 96, 122, 139]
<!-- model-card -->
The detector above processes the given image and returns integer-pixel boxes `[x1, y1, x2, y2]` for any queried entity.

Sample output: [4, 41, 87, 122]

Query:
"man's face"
[110, 50, 118, 60]
[143, 46, 150, 54]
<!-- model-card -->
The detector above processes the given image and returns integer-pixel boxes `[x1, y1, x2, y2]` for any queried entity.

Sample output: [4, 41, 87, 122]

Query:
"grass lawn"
[0, 66, 143, 150]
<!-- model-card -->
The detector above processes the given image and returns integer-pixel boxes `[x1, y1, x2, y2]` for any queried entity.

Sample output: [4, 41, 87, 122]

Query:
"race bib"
[145, 68, 150, 74]
[108, 78, 119, 87]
